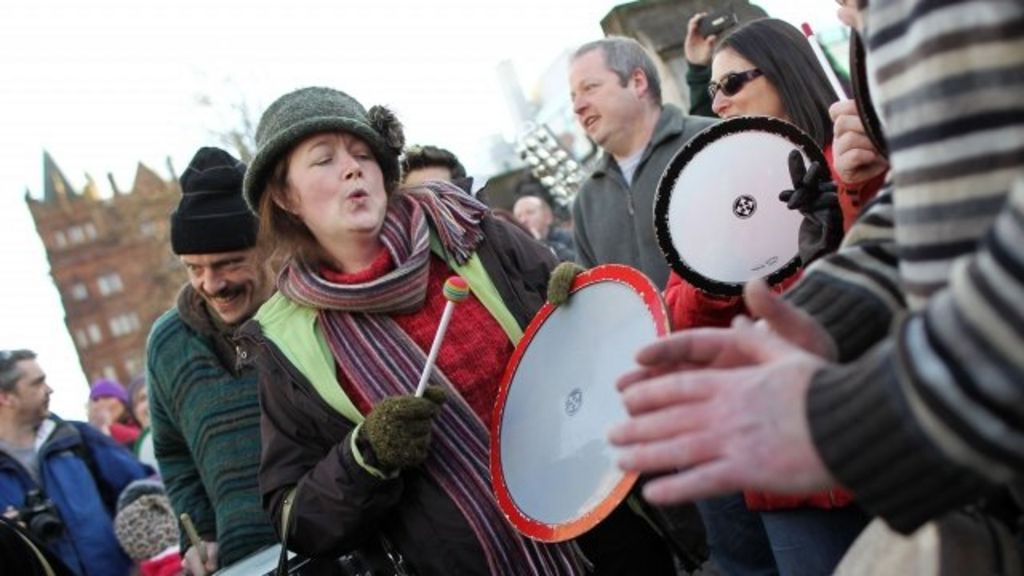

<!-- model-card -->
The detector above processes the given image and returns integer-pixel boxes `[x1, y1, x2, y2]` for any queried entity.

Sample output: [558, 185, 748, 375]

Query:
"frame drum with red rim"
[654, 116, 827, 296]
[490, 264, 669, 542]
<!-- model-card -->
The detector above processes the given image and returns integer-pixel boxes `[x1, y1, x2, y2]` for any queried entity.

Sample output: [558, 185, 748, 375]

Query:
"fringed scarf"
[278, 181, 584, 575]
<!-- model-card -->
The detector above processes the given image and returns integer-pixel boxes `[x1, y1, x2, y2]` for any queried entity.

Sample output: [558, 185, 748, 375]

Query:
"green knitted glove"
[359, 386, 446, 471]
[547, 262, 585, 306]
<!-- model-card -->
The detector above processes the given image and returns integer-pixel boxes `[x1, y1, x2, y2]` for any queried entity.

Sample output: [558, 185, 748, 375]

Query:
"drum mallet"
[414, 276, 471, 397]
[180, 512, 208, 565]
[801, 23, 848, 101]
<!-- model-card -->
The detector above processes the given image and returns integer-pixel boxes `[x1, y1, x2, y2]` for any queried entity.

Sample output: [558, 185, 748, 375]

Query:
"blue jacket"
[0, 416, 149, 576]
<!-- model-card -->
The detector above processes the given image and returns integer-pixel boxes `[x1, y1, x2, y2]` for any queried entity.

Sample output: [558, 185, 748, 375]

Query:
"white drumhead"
[655, 116, 826, 295]
[491, 265, 668, 541]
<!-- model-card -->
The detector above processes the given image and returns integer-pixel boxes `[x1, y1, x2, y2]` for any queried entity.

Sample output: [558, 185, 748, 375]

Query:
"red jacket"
[829, 146, 885, 232]
[662, 145, 882, 511]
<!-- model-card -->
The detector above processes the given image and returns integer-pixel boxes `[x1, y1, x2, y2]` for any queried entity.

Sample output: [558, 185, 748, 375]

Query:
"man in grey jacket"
[568, 37, 715, 288]
[566, 36, 716, 573]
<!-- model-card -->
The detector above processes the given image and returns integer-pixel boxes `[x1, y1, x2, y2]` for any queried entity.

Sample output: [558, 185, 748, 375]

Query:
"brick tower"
[26, 151, 187, 387]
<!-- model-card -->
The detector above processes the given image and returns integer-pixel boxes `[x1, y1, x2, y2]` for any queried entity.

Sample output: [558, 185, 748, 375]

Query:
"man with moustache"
[0, 349, 148, 575]
[146, 147, 277, 575]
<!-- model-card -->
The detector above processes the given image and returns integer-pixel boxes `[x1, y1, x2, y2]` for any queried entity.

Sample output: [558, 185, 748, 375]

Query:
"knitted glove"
[778, 150, 844, 266]
[547, 262, 585, 306]
[359, 386, 446, 472]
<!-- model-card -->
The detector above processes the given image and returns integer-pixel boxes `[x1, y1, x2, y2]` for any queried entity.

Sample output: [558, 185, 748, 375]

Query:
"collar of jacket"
[591, 104, 686, 179]
[175, 283, 250, 376]
[0, 417, 79, 475]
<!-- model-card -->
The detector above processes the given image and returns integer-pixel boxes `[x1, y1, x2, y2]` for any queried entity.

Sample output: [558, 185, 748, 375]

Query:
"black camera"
[19, 489, 64, 542]
[697, 9, 739, 38]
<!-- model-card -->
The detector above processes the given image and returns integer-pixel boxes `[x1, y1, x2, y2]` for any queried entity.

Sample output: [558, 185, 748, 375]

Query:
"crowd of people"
[0, 0, 1020, 574]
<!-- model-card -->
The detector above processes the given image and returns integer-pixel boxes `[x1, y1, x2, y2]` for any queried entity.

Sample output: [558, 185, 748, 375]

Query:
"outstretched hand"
[618, 280, 836, 392]
[609, 280, 839, 505]
[610, 316, 836, 505]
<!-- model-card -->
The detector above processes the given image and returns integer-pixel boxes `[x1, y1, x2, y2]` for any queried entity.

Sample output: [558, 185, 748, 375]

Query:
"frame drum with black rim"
[849, 30, 888, 159]
[654, 116, 827, 296]
[490, 265, 669, 542]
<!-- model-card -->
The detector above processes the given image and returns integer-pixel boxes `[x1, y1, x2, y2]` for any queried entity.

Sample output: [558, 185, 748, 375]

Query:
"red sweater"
[321, 249, 512, 430]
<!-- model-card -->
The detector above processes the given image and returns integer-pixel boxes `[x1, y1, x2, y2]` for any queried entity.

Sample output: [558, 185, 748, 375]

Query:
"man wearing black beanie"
[145, 147, 277, 574]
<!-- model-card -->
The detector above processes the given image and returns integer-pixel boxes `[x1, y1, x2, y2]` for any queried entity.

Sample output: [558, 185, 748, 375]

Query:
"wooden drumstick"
[179, 512, 208, 565]
[414, 276, 470, 397]
[801, 23, 848, 101]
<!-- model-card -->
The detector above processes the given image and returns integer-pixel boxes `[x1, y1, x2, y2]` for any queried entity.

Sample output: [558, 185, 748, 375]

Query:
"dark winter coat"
[238, 217, 557, 575]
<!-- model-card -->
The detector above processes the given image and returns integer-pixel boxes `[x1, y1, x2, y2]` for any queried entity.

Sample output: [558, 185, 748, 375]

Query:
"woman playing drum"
[238, 86, 673, 575]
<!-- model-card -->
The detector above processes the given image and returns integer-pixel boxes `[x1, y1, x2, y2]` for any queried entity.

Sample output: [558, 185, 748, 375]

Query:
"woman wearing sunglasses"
[665, 17, 877, 576]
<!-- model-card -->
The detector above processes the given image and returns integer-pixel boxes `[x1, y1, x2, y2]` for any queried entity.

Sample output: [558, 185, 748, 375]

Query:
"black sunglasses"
[708, 69, 764, 100]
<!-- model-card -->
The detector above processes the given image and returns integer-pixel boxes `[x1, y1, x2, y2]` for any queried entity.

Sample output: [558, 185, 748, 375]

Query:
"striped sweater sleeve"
[809, 180, 1024, 531]
[805, 0, 1024, 532]
[146, 316, 216, 547]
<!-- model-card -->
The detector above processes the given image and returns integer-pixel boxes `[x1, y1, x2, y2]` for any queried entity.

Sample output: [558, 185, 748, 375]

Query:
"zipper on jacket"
[274, 486, 299, 576]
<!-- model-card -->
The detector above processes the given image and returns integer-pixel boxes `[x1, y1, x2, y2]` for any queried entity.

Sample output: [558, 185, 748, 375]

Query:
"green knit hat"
[243, 86, 406, 212]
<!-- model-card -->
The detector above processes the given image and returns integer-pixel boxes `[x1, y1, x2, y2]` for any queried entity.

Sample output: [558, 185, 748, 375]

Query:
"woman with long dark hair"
[665, 17, 876, 576]
[710, 18, 835, 146]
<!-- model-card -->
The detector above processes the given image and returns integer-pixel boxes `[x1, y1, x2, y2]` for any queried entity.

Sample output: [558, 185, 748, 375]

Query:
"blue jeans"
[696, 493, 778, 576]
[760, 505, 869, 576]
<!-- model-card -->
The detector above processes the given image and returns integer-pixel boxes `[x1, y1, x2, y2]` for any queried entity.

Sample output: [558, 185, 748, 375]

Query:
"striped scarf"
[278, 181, 584, 575]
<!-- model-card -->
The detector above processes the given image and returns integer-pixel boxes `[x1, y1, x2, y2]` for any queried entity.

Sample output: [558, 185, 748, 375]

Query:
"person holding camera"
[0, 349, 150, 576]
[683, 10, 735, 117]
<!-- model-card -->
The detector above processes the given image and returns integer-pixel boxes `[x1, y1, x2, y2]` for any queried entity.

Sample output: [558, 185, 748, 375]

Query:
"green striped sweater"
[784, 0, 1024, 532]
[146, 306, 277, 565]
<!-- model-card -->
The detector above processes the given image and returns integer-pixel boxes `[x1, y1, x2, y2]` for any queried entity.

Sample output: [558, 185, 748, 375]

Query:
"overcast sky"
[0, 0, 841, 420]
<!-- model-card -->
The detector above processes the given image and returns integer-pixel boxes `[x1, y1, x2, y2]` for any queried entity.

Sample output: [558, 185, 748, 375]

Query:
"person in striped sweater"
[146, 147, 277, 574]
[609, 0, 1023, 537]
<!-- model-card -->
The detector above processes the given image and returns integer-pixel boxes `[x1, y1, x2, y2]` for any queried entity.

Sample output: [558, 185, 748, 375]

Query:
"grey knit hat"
[243, 86, 405, 212]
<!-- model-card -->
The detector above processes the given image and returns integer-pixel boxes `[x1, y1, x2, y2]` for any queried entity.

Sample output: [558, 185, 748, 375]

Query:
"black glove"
[359, 386, 446, 471]
[779, 150, 844, 266]
[546, 262, 586, 306]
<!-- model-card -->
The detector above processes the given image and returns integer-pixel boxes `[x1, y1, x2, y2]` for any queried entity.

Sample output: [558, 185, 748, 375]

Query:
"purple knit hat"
[90, 378, 129, 404]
